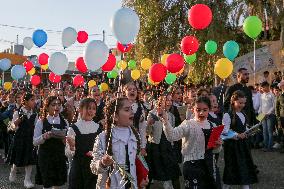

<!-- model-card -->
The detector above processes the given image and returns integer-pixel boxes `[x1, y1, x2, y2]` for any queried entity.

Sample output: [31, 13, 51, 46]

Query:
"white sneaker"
[273, 143, 281, 149]
[9, 169, 16, 182]
[24, 179, 34, 188]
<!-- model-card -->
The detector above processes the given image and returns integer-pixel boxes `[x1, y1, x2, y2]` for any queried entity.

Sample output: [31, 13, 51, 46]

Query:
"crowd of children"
[0, 68, 283, 189]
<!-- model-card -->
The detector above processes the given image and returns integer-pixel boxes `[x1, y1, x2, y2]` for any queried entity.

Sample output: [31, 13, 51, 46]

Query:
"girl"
[162, 96, 222, 189]
[33, 96, 68, 189]
[90, 97, 148, 189]
[208, 94, 222, 126]
[222, 90, 258, 189]
[66, 98, 102, 189]
[7, 93, 37, 188]
[124, 82, 147, 155]
[147, 93, 181, 189]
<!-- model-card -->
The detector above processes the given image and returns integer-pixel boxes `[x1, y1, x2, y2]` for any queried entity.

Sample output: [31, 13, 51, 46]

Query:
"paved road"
[0, 149, 284, 189]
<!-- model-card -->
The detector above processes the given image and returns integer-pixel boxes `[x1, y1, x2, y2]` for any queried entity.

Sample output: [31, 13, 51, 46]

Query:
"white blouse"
[67, 120, 99, 139]
[33, 115, 69, 146]
[222, 112, 245, 134]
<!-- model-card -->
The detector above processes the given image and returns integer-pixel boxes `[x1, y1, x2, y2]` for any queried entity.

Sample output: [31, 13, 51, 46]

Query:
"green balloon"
[243, 16, 262, 39]
[165, 73, 177, 85]
[184, 53, 196, 64]
[128, 60, 137, 70]
[205, 40, 217, 54]
[107, 70, 118, 79]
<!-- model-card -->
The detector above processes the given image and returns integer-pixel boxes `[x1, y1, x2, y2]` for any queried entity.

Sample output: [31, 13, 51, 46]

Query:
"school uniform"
[222, 111, 258, 185]
[7, 107, 38, 167]
[163, 118, 221, 189]
[67, 120, 102, 189]
[90, 126, 139, 189]
[146, 109, 181, 186]
[33, 115, 68, 188]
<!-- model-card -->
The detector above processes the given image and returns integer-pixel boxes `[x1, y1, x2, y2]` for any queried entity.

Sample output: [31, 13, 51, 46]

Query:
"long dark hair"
[40, 96, 61, 119]
[104, 97, 141, 156]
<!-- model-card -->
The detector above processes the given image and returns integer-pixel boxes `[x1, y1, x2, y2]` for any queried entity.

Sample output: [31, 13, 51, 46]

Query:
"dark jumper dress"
[68, 123, 102, 189]
[183, 122, 221, 189]
[37, 116, 67, 188]
[223, 112, 258, 185]
[7, 108, 37, 167]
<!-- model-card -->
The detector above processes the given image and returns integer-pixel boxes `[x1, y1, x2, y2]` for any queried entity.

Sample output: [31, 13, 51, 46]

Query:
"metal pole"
[103, 30, 105, 42]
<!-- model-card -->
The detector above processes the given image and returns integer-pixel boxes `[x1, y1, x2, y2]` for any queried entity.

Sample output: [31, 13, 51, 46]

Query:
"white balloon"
[62, 27, 77, 48]
[48, 52, 69, 75]
[23, 37, 34, 50]
[110, 8, 140, 45]
[84, 40, 109, 72]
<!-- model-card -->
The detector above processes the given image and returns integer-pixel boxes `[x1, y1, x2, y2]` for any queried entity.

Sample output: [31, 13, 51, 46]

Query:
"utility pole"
[103, 30, 105, 42]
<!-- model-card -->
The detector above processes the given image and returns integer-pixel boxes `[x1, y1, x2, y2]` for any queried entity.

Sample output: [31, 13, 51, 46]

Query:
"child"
[66, 98, 102, 189]
[208, 94, 222, 126]
[222, 90, 258, 189]
[146, 93, 181, 189]
[33, 96, 68, 189]
[124, 82, 147, 156]
[162, 96, 222, 189]
[7, 93, 38, 188]
[259, 82, 275, 151]
[90, 97, 148, 189]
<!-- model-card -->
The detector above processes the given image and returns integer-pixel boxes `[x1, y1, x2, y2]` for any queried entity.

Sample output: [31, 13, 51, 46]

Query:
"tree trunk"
[280, 18, 284, 49]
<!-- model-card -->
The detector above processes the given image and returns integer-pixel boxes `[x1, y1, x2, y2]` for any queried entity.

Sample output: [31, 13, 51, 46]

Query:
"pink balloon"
[77, 31, 88, 43]
[49, 72, 61, 83]
[30, 75, 41, 86]
[73, 74, 84, 87]
[75, 57, 88, 73]
[166, 54, 185, 73]
[23, 60, 34, 72]
[38, 53, 49, 65]
[181, 36, 199, 55]
[149, 63, 167, 82]
[188, 4, 213, 30]
[102, 54, 116, 72]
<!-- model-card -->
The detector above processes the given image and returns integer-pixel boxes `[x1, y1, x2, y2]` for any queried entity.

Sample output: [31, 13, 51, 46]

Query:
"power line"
[0, 23, 114, 36]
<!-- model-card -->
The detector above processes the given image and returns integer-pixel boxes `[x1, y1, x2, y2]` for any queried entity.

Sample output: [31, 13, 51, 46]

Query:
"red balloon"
[166, 54, 185, 73]
[30, 75, 41, 86]
[38, 53, 49, 65]
[102, 54, 116, 72]
[117, 42, 133, 53]
[73, 74, 85, 87]
[149, 63, 167, 82]
[23, 60, 34, 72]
[181, 36, 199, 55]
[75, 57, 88, 73]
[49, 72, 61, 83]
[77, 31, 88, 43]
[188, 4, 212, 30]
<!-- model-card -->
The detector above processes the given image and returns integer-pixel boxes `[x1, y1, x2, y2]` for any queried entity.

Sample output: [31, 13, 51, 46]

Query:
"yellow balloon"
[41, 64, 48, 70]
[214, 58, 233, 79]
[88, 80, 97, 88]
[118, 60, 127, 70]
[28, 67, 36, 76]
[3, 82, 12, 91]
[161, 54, 170, 65]
[100, 83, 109, 92]
[141, 58, 152, 70]
[131, 69, 141, 80]
[148, 77, 159, 85]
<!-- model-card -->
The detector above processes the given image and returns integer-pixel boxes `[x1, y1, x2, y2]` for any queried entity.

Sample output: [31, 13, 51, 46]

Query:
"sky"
[0, 0, 122, 61]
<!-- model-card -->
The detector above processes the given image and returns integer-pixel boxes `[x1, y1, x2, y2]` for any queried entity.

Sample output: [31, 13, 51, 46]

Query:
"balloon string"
[253, 40, 256, 85]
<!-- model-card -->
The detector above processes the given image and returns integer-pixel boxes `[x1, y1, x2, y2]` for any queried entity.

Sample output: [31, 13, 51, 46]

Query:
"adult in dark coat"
[224, 68, 256, 126]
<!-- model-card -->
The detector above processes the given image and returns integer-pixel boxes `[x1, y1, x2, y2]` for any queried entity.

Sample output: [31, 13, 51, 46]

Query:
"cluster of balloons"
[23, 60, 35, 76]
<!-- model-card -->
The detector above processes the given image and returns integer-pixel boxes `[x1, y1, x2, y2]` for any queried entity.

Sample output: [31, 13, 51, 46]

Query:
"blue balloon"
[223, 41, 239, 61]
[32, 29, 47, 47]
[11, 65, 26, 80]
[0, 58, 11, 71]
